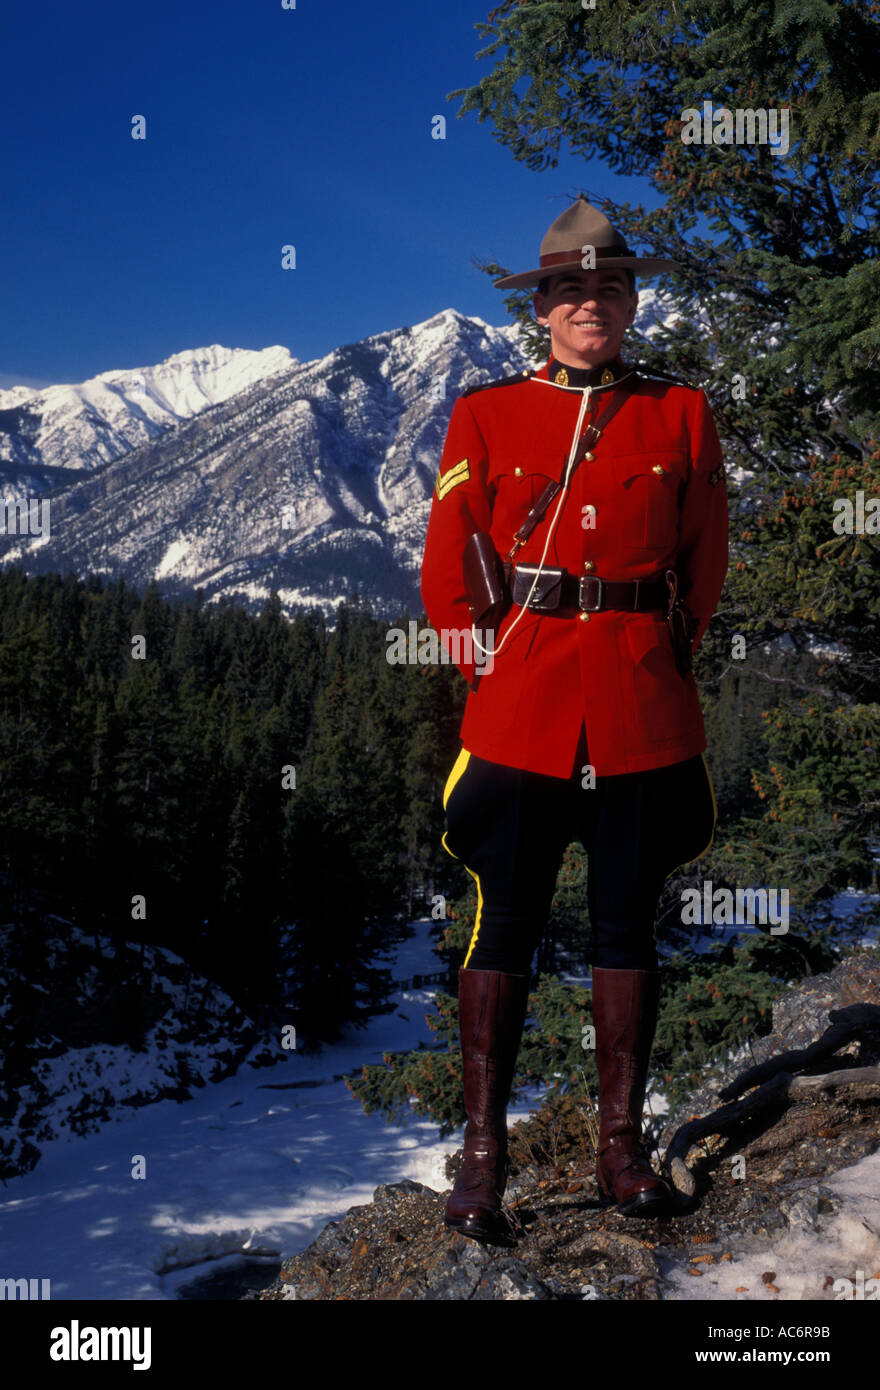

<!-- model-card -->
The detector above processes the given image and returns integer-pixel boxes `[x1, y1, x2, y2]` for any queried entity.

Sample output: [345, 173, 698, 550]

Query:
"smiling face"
[532, 268, 638, 369]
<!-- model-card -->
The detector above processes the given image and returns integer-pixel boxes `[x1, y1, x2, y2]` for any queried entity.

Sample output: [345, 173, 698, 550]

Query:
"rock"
[752, 955, 880, 1056]
[253, 1180, 554, 1301]
[371, 1179, 428, 1203]
[778, 1183, 837, 1232]
[470, 1263, 552, 1301]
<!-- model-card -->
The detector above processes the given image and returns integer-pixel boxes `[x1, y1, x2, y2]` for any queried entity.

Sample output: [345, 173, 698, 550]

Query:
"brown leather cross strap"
[507, 373, 639, 558]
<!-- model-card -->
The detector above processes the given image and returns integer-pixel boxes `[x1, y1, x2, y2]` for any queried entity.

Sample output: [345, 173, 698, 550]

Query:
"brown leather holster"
[462, 530, 513, 631]
[664, 569, 699, 676]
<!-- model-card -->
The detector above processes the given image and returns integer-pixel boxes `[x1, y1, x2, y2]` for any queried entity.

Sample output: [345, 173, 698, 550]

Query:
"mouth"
[570, 319, 607, 328]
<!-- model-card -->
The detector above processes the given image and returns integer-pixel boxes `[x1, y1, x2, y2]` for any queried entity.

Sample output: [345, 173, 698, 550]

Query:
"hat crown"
[540, 198, 629, 258]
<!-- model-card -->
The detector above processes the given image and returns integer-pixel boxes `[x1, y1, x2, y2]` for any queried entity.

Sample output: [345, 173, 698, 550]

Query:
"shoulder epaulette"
[461, 368, 534, 399]
[637, 367, 702, 391]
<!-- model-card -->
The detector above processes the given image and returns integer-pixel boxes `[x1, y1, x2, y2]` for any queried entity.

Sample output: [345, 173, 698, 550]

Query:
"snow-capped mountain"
[0, 343, 296, 489]
[0, 294, 672, 620]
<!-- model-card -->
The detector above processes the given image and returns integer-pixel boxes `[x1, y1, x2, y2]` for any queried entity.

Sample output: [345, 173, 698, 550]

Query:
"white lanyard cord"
[471, 384, 592, 660]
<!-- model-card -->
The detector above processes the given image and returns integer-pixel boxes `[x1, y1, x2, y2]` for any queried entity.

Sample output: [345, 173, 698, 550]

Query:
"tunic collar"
[540, 354, 628, 390]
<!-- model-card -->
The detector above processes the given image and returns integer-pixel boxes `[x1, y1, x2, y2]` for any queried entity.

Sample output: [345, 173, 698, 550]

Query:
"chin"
[568, 338, 611, 354]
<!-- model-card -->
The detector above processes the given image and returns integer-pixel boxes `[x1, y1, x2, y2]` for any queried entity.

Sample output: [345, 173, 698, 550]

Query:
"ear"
[626, 291, 639, 326]
[533, 289, 549, 326]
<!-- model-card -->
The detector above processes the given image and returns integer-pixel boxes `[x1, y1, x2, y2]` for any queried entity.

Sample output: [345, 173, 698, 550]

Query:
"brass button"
[652, 464, 665, 475]
[583, 451, 595, 462]
[583, 560, 594, 572]
[579, 612, 591, 623]
[514, 467, 524, 477]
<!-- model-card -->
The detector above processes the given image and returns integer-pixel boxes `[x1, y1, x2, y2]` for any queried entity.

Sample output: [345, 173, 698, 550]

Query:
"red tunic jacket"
[419, 358, 729, 778]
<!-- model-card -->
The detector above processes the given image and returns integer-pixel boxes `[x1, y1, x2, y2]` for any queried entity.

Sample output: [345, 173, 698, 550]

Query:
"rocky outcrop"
[247, 952, 880, 1301]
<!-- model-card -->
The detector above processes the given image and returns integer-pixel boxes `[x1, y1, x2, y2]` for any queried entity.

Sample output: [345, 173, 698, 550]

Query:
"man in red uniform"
[420, 197, 728, 1243]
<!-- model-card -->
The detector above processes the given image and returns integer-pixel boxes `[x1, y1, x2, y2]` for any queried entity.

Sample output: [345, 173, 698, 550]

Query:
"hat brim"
[494, 255, 680, 290]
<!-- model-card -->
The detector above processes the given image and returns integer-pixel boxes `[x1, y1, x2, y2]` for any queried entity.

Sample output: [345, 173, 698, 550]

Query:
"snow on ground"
[0, 918, 543, 1301]
[661, 1150, 880, 1302]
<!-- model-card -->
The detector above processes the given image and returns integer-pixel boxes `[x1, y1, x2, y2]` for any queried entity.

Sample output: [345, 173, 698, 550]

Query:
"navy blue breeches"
[440, 724, 716, 974]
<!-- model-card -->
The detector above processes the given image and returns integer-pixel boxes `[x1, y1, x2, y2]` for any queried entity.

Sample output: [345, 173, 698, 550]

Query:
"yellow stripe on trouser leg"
[442, 747, 471, 812]
[462, 865, 484, 968]
[439, 748, 484, 967]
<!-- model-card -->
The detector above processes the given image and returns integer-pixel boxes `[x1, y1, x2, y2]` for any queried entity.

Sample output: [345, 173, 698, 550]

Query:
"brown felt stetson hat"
[493, 196, 679, 289]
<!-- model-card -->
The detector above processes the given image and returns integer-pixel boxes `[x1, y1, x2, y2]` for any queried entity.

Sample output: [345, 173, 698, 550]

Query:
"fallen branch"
[719, 1005, 880, 1103]
[665, 1073, 792, 1196]
[664, 1062, 880, 1197]
[788, 1065, 880, 1097]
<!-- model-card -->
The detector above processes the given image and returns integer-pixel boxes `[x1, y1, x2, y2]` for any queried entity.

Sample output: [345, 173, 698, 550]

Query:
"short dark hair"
[537, 269, 635, 295]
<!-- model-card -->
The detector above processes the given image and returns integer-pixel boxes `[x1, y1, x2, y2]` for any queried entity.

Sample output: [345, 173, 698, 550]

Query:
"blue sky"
[1, 0, 665, 388]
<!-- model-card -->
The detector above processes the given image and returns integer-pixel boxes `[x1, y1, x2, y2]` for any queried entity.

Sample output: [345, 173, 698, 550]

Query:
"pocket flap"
[612, 451, 685, 485]
[624, 615, 672, 666]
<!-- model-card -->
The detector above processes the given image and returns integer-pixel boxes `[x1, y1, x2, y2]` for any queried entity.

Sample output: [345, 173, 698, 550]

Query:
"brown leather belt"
[511, 565, 669, 615]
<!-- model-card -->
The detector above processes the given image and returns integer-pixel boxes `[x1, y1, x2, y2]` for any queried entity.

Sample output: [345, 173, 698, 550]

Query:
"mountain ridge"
[0, 296, 673, 620]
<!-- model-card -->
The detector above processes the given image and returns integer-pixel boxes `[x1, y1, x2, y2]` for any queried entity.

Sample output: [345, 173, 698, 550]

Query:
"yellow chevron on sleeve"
[435, 458, 470, 500]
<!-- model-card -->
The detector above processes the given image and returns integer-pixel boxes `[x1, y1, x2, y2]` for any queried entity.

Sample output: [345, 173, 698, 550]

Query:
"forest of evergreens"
[0, 570, 468, 1045]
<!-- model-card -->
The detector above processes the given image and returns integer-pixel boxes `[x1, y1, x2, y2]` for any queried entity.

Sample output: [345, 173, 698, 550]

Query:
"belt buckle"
[578, 575, 604, 612]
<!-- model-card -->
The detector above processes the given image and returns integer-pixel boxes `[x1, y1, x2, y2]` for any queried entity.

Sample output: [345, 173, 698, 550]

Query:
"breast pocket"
[489, 467, 560, 539]
[611, 451, 685, 550]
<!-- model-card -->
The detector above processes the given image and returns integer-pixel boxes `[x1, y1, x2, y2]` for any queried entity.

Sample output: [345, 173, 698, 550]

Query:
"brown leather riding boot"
[443, 967, 530, 1246]
[591, 966, 673, 1218]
